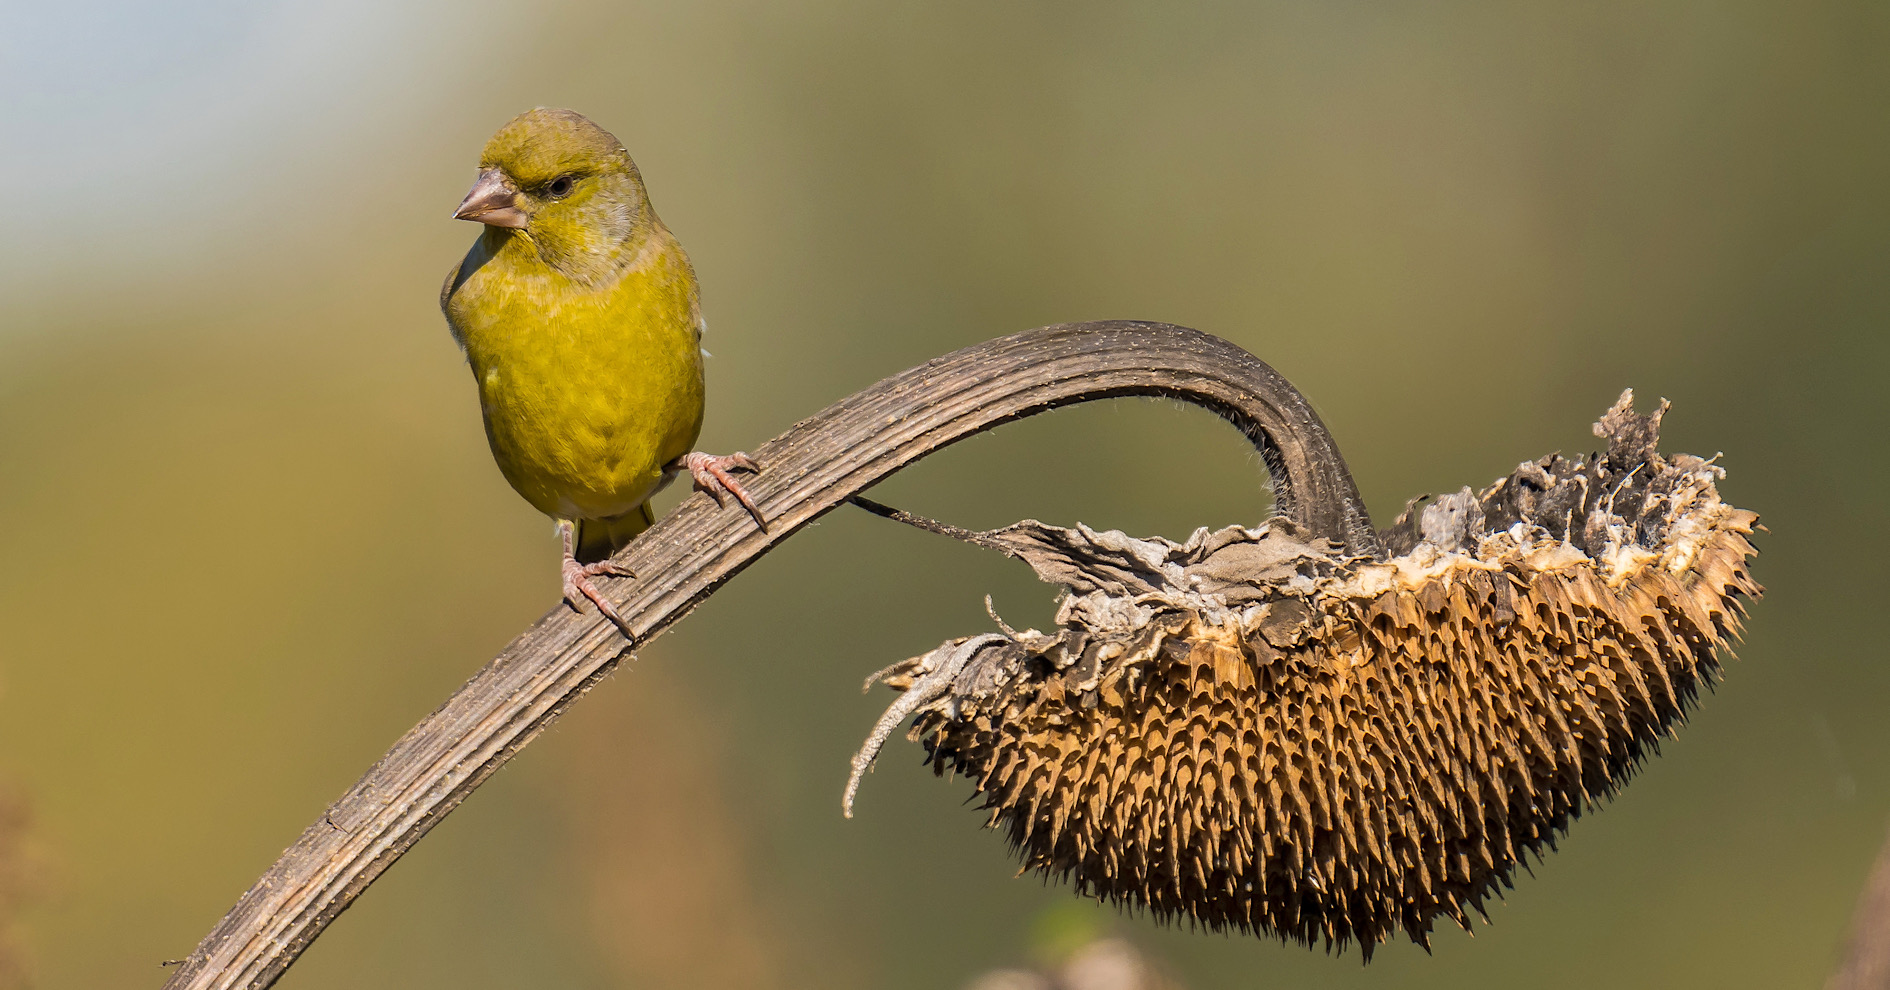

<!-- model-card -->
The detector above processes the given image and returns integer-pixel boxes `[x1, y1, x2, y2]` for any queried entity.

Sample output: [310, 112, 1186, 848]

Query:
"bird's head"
[454, 108, 654, 281]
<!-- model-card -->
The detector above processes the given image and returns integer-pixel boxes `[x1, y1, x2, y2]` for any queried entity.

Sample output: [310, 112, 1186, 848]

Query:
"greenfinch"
[442, 108, 759, 634]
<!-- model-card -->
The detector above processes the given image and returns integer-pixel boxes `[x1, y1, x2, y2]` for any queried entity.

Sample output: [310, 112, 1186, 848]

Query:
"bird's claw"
[678, 451, 764, 527]
[561, 556, 636, 638]
[581, 559, 635, 578]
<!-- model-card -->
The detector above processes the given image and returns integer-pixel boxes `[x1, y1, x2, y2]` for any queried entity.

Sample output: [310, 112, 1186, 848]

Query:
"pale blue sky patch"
[0, 0, 500, 296]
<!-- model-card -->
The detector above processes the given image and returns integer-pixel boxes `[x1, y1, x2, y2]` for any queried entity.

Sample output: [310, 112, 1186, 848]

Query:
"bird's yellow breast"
[444, 229, 705, 523]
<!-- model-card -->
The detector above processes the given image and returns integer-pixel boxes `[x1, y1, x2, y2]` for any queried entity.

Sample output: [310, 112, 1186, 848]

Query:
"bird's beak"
[453, 168, 528, 229]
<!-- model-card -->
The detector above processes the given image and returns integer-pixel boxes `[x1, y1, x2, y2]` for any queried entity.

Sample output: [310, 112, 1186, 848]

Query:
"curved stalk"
[161, 320, 1376, 989]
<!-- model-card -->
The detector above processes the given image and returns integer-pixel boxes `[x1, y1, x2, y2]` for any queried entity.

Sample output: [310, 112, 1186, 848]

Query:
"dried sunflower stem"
[846, 495, 1019, 555]
[159, 321, 1376, 990]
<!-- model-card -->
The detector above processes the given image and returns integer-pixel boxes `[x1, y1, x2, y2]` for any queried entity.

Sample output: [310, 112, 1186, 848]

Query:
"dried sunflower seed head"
[851, 391, 1761, 956]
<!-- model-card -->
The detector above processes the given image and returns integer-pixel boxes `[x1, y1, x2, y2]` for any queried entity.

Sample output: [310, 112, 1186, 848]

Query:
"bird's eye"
[546, 175, 576, 199]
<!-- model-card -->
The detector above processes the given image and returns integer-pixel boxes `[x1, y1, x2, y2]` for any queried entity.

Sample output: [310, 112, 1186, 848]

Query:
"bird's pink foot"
[558, 522, 636, 637]
[674, 451, 764, 527]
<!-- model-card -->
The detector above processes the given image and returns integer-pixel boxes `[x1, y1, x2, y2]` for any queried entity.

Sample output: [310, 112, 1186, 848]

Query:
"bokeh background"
[1, 2, 1885, 987]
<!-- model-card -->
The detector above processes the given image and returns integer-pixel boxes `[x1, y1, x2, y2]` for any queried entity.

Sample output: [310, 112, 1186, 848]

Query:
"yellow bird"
[442, 108, 759, 633]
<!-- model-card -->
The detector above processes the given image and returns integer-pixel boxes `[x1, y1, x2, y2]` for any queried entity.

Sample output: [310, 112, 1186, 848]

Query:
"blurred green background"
[0, 1, 1884, 987]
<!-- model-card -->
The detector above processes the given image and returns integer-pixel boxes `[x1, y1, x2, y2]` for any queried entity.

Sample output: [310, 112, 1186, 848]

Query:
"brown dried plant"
[852, 392, 1761, 956]
[159, 325, 1765, 986]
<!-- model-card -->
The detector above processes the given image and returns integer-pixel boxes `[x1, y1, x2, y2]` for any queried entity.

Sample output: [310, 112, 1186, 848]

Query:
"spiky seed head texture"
[857, 393, 1761, 956]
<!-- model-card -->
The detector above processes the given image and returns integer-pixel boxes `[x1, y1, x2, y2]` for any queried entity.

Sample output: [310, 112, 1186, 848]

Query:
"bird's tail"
[574, 502, 656, 564]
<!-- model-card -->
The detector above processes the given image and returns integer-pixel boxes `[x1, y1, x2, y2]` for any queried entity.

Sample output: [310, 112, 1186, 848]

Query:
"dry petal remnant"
[850, 392, 1761, 954]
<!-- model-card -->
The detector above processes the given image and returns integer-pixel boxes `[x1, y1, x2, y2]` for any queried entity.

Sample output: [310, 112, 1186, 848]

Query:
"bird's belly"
[477, 355, 702, 522]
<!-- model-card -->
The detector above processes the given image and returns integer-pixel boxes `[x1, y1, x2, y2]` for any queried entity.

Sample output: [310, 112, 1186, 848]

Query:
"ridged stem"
[161, 320, 1376, 990]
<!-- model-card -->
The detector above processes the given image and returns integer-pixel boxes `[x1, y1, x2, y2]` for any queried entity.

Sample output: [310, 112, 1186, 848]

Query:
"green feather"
[442, 108, 706, 559]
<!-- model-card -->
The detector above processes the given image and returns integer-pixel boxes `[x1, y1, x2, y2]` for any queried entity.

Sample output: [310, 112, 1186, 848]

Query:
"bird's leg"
[670, 451, 764, 527]
[558, 521, 636, 638]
